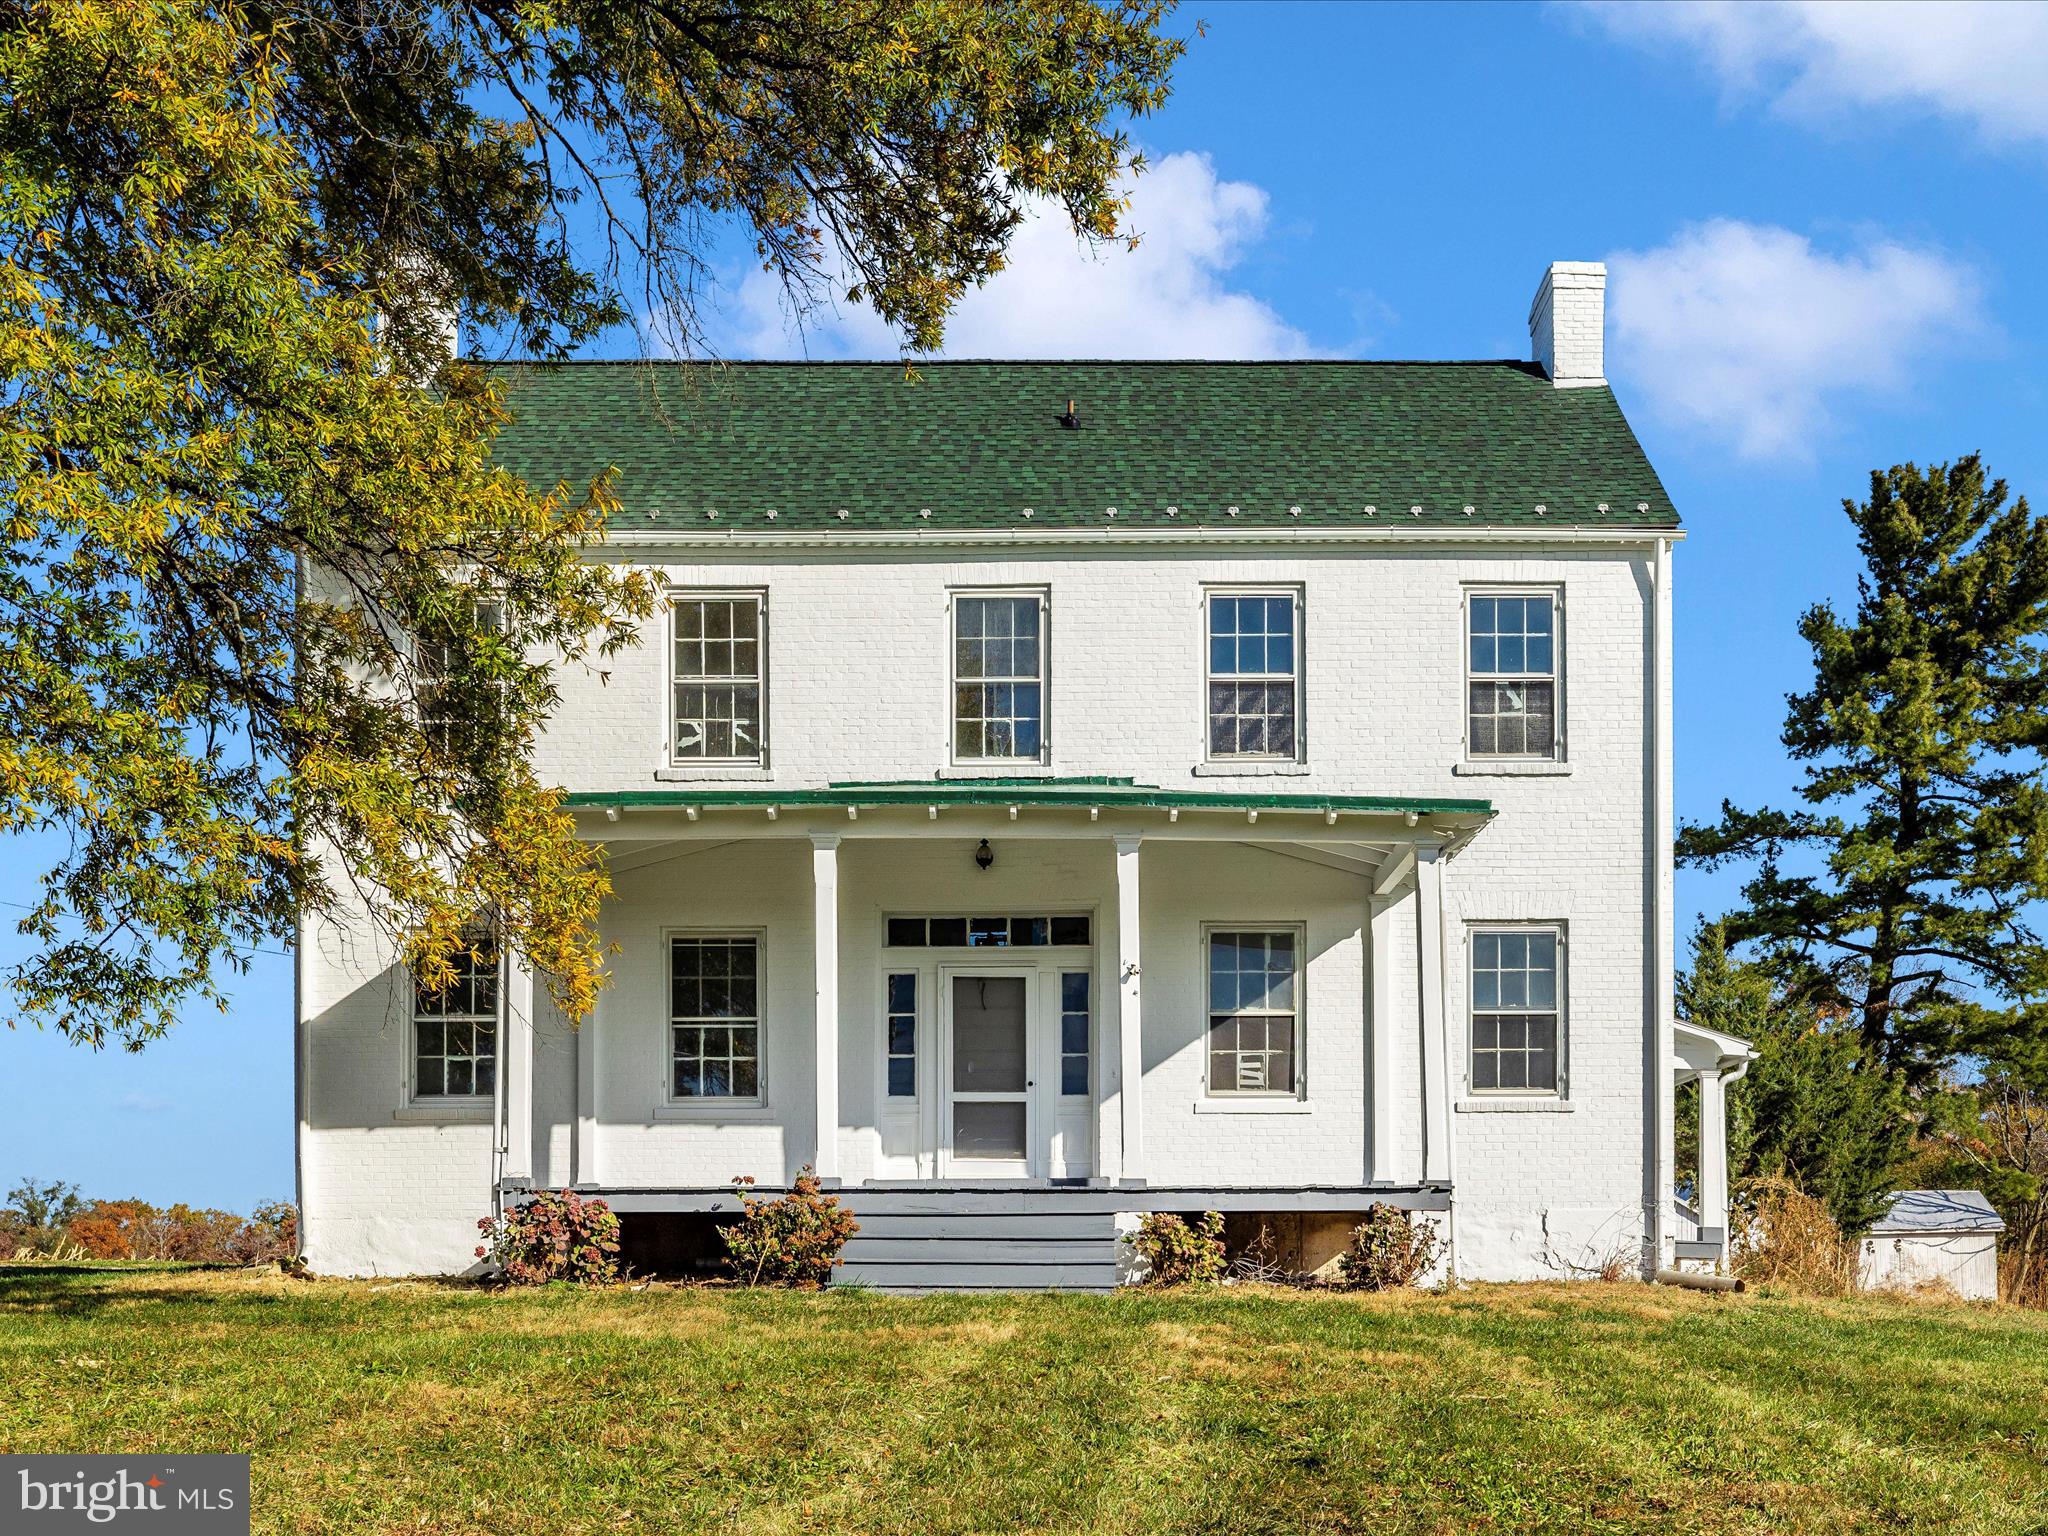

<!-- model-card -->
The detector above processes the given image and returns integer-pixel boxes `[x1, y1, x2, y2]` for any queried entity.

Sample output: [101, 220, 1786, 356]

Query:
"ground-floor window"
[886, 973, 917, 1097]
[1469, 927, 1562, 1093]
[1206, 928, 1300, 1095]
[411, 937, 498, 1100]
[671, 936, 760, 1100]
[1060, 971, 1091, 1096]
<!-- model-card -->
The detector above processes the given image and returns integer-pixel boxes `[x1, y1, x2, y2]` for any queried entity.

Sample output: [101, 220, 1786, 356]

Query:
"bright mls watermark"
[3, 1456, 249, 1533]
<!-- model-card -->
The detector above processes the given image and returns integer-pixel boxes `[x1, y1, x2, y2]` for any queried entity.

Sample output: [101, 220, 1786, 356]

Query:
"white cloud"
[1606, 220, 1983, 460]
[116, 1091, 172, 1114]
[1578, 1, 2048, 149]
[725, 151, 1312, 359]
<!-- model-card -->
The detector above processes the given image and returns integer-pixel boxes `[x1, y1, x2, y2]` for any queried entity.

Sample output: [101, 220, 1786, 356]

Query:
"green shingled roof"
[484, 359, 1677, 533]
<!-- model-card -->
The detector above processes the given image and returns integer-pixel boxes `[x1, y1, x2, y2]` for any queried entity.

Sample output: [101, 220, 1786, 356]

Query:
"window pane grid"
[1467, 593, 1556, 759]
[884, 915, 1090, 948]
[1206, 931, 1299, 1095]
[886, 972, 917, 1098]
[673, 597, 763, 761]
[1060, 971, 1090, 1097]
[413, 941, 498, 1099]
[954, 595, 1044, 760]
[1470, 929, 1560, 1093]
[671, 937, 760, 1099]
[1207, 593, 1298, 759]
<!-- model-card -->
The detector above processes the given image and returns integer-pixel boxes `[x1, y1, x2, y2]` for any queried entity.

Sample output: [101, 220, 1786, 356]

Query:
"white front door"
[941, 971, 1035, 1177]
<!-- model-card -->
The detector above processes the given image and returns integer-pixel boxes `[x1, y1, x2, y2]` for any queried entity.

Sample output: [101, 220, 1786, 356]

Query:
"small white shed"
[1859, 1189, 2004, 1301]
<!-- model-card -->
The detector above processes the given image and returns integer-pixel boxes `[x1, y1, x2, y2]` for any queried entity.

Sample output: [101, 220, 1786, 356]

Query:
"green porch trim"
[564, 781, 1493, 817]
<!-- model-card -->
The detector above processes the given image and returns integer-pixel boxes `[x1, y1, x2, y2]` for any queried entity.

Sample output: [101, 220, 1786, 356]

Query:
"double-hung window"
[952, 592, 1046, 762]
[417, 596, 507, 758]
[1470, 927, 1562, 1094]
[1206, 928, 1301, 1096]
[1207, 590, 1301, 760]
[671, 936, 761, 1101]
[672, 594, 765, 763]
[1467, 591, 1558, 759]
[412, 937, 498, 1100]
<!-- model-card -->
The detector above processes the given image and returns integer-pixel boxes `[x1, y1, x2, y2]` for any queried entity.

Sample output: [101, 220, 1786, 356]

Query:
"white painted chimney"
[1528, 260, 1606, 387]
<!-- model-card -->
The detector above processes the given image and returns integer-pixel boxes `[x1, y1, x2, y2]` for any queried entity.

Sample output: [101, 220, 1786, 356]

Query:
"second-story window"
[1467, 591, 1558, 759]
[952, 592, 1045, 762]
[1207, 590, 1300, 760]
[673, 594, 765, 763]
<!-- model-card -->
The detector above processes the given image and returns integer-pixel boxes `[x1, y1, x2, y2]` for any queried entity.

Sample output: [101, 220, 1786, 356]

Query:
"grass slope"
[2, 1269, 2045, 1534]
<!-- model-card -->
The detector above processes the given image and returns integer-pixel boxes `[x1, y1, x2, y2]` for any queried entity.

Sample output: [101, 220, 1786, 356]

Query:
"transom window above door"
[672, 593, 765, 762]
[952, 592, 1046, 763]
[1207, 590, 1301, 760]
[887, 914, 1091, 948]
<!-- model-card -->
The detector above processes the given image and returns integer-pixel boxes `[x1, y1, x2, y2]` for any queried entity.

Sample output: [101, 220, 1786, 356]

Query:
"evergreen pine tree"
[1680, 457, 2048, 1084]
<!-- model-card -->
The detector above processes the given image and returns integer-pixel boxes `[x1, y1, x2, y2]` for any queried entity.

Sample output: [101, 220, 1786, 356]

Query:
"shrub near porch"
[4, 1269, 2046, 1534]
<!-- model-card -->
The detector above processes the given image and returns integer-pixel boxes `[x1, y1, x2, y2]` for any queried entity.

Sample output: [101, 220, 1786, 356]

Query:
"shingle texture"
[482, 359, 1678, 532]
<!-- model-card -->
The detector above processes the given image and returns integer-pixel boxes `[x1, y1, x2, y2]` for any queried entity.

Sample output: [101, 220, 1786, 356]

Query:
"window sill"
[1191, 1098, 1314, 1115]
[937, 764, 1059, 779]
[654, 765, 772, 782]
[1191, 761, 1310, 778]
[1455, 1097, 1575, 1113]
[652, 1102, 775, 1122]
[392, 1104, 492, 1125]
[1453, 760, 1571, 777]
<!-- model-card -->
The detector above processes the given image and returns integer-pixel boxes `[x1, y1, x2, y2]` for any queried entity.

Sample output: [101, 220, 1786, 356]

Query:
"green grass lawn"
[2, 1268, 2045, 1534]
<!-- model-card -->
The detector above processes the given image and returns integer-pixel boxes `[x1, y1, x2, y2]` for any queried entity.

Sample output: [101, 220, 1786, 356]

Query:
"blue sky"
[7, 0, 2046, 1211]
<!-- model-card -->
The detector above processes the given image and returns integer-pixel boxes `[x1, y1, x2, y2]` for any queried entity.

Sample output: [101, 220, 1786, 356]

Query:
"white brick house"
[297, 261, 1729, 1286]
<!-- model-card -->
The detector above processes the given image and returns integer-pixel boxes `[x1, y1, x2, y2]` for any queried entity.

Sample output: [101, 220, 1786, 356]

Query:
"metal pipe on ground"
[1655, 1268, 1744, 1293]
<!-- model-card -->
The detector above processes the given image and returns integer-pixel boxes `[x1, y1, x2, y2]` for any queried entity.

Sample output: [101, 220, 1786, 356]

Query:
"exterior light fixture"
[974, 839, 995, 871]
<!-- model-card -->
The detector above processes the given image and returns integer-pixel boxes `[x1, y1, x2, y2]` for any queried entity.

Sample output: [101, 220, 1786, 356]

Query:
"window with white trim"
[1060, 971, 1091, 1096]
[1206, 929, 1300, 1095]
[418, 597, 507, 758]
[1467, 591, 1557, 759]
[412, 937, 498, 1099]
[886, 973, 917, 1098]
[671, 936, 760, 1100]
[952, 592, 1045, 762]
[672, 594, 765, 762]
[1207, 590, 1300, 759]
[1470, 927, 1562, 1093]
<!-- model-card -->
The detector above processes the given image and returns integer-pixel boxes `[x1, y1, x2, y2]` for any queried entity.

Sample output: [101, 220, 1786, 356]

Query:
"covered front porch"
[488, 780, 1493, 1223]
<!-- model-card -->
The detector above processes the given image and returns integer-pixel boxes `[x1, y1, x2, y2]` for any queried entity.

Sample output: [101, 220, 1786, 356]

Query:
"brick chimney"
[1528, 261, 1606, 388]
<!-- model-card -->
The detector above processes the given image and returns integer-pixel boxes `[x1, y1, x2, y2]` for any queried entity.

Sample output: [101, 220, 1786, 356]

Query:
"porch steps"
[831, 1191, 1120, 1292]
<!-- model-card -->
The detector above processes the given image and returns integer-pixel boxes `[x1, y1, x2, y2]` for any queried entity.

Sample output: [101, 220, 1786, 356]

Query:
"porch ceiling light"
[974, 839, 994, 871]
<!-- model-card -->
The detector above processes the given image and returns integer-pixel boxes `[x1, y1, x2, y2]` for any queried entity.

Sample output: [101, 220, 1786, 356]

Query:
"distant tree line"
[0, 1178, 296, 1264]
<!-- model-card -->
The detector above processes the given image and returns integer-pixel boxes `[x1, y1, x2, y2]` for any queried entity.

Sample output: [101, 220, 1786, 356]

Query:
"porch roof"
[567, 777, 1492, 820]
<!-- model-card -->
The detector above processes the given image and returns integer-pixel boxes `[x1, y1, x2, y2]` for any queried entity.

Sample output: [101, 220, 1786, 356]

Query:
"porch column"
[572, 991, 600, 1187]
[501, 949, 535, 1183]
[1367, 896, 1398, 1182]
[1115, 835, 1145, 1185]
[1415, 845, 1452, 1184]
[1697, 1068, 1728, 1248]
[811, 834, 842, 1183]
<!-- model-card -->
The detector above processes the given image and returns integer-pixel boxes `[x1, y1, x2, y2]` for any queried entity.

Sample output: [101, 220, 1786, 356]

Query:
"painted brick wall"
[300, 541, 1662, 1280]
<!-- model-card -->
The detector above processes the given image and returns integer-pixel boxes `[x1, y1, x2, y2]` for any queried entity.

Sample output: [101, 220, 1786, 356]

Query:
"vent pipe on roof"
[1058, 399, 1080, 430]
[1529, 260, 1606, 388]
